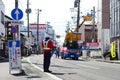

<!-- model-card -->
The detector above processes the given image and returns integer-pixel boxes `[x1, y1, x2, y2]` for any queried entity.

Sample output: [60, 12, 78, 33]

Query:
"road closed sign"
[8, 40, 21, 74]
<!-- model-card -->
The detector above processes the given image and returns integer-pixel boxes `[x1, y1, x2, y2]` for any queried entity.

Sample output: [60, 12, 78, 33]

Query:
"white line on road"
[24, 58, 63, 80]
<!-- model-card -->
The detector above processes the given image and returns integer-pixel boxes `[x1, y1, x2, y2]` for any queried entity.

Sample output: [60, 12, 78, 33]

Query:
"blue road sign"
[11, 8, 23, 20]
[8, 40, 20, 48]
[11, 27, 17, 33]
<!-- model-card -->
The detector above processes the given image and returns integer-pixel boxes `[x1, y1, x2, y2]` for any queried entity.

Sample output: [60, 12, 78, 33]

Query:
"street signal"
[5, 21, 13, 40]
[7, 29, 13, 40]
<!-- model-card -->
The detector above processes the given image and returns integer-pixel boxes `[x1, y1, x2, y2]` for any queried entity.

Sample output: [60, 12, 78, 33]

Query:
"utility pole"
[91, 6, 96, 42]
[74, 0, 80, 41]
[26, 0, 30, 37]
[26, 0, 31, 37]
[26, 0, 31, 55]
[74, 0, 80, 32]
[76, 0, 80, 32]
[37, 9, 42, 54]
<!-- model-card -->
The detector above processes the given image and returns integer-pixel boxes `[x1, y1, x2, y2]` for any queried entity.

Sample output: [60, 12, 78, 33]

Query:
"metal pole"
[37, 9, 42, 54]
[76, 0, 80, 32]
[26, 0, 31, 56]
[92, 6, 96, 42]
[27, 0, 29, 38]
[15, 0, 18, 8]
[37, 9, 39, 54]
[14, 0, 19, 40]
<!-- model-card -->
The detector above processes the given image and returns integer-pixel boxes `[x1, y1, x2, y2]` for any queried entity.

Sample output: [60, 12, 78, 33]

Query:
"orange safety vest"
[43, 40, 51, 50]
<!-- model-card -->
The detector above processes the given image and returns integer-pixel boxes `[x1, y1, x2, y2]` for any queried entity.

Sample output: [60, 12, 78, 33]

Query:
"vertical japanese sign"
[110, 42, 116, 58]
[8, 40, 21, 73]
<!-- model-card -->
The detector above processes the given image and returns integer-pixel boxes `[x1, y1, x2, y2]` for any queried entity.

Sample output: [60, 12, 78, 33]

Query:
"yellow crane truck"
[61, 15, 92, 60]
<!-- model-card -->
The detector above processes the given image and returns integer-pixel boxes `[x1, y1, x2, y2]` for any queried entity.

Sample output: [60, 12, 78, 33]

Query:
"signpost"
[8, 40, 21, 74]
[8, 7, 23, 74]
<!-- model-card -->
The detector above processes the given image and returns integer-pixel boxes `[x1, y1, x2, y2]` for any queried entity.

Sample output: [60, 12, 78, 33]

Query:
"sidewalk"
[79, 57, 120, 64]
[0, 57, 56, 80]
[0, 58, 27, 80]
[95, 59, 120, 64]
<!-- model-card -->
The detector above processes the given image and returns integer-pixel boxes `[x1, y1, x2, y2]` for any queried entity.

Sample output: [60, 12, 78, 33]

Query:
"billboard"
[29, 24, 46, 40]
[29, 24, 46, 31]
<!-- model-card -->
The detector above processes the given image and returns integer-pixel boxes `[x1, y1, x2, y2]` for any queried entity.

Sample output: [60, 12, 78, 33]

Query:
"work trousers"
[43, 52, 51, 71]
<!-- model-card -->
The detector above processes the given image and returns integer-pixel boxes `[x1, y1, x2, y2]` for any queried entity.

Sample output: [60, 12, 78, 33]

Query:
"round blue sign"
[11, 27, 17, 33]
[11, 8, 23, 20]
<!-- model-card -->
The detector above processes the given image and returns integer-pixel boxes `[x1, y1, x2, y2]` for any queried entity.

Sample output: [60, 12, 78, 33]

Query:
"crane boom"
[64, 16, 92, 43]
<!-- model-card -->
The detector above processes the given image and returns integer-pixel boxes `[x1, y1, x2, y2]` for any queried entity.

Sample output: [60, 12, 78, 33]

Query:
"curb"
[96, 59, 120, 64]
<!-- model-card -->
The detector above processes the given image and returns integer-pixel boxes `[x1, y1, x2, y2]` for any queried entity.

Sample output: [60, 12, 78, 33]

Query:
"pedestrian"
[55, 47, 60, 58]
[42, 35, 56, 73]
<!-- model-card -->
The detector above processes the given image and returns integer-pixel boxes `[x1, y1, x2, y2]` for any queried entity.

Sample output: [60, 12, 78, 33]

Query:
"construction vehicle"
[61, 15, 92, 60]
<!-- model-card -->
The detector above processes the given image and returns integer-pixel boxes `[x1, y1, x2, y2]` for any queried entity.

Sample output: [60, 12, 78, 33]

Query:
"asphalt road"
[25, 54, 120, 80]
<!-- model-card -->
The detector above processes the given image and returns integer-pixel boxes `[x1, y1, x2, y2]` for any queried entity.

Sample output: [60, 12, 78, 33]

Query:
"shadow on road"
[62, 58, 89, 61]
[12, 70, 27, 76]
[0, 58, 9, 63]
[51, 64, 76, 69]
[26, 75, 41, 79]
[52, 72, 77, 75]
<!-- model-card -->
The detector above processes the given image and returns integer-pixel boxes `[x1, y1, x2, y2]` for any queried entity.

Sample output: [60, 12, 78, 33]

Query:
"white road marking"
[24, 58, 63, 80]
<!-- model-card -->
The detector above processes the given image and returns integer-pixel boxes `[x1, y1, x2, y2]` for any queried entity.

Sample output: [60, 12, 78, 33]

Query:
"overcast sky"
[2, 0, 98, 42]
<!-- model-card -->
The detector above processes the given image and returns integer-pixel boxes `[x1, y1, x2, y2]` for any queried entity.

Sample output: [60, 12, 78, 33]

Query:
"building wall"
[102, 0, 110, 53]
[97, 0, 102, 52]
[110, 0, 120, 38]
[79, 24, 85, 41]
[0, 0, 5, 50]
[85, 25, 97, 42]
[79, 24, 97, 43]
[110, 0, 120, 59]
[0, 0, 5, 35]
[102, 0, 110, 29]
[97, 0, 110, 55]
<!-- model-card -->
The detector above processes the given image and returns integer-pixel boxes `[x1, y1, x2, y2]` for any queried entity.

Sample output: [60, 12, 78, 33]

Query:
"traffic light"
[5, 21, 13, 40]
[7, 27, 13, 40]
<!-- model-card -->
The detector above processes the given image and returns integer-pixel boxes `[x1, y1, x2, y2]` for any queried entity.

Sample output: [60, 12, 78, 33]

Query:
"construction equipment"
[61, 15, 92, 60]
[64, 15, 92, 43]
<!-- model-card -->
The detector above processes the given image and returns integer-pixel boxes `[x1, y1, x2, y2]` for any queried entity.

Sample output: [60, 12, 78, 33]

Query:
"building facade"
[110, 0, 120, 59]
[97, 0, 110, 55]
[79, 24, 97, 43]
[0, 0, 5, 56]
